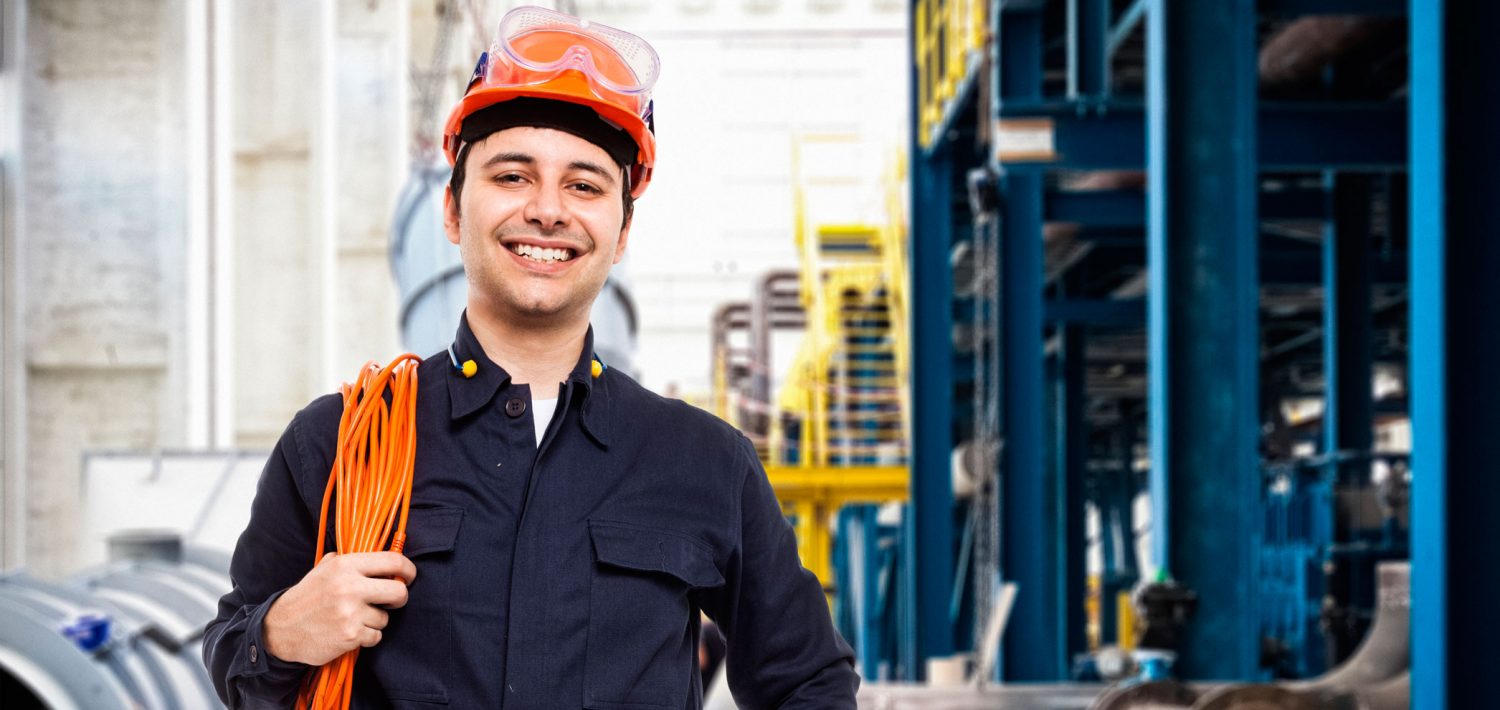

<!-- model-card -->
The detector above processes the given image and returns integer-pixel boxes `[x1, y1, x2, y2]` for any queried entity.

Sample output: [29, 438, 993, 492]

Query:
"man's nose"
[523, 183, 568, 231]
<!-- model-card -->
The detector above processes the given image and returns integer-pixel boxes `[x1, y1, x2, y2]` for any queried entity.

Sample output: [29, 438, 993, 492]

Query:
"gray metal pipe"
[749, 270, 803, 420]
[0, 534, 229, 709]
[1287, 561, 1409, 694]
[1175, 561, 1410, 710]
[1351, 671, 1409, 710]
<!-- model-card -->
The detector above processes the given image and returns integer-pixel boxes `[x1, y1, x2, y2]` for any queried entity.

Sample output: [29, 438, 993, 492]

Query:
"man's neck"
[465, 305, 587, 401]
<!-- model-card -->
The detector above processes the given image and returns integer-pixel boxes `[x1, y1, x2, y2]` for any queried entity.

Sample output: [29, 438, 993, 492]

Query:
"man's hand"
[262, 552, 418, 666]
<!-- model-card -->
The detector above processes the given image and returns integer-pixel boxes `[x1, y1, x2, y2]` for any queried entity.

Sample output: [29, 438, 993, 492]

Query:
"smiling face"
[444, 126, 631, 330]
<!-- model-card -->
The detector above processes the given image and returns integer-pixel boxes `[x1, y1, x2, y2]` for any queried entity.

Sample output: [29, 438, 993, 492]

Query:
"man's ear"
[443, 186, 461, 245]
[613, 213, 632, 264]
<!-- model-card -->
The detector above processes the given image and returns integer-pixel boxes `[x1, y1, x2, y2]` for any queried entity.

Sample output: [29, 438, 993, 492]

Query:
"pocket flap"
[588, 521, 724, 589]
[401, 506, 464, 557]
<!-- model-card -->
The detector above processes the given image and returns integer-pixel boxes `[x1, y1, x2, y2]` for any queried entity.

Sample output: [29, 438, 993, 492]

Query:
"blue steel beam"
[904, 0, 956, 679]
[1046, 191, 1144, 227]
[999, 103, 1406, 170]
[1411, 1, 1500, 707]
[1001, 170, 1058, 680]
[1146, 0, 1261, 680]
[1067, 0, 1111, 99]
[1045, 299, 1146, 326]
[997, 3, 1065, 682]
[1408, 2, 1445, 704]
[906, 145, 956, 678]
[1046, 187, 1328, 227]
[907, 89, 957, 688]
[1106, 0, 1148, 60]
[1052, 227, 1405, 286]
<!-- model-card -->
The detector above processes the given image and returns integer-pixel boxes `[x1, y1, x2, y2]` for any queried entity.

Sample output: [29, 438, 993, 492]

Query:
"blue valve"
[1133, 649, 1176, 682]
[61, 613, 112, 652]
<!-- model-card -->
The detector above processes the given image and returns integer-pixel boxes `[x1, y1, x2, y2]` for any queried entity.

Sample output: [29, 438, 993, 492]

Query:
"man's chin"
[504, 298, 577, 323]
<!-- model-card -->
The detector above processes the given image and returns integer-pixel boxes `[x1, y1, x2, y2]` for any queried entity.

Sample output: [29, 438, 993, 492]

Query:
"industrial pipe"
[748, 270, 805, 435]
[0, 532, 229, 709]
[1287, 561, 1410, 694]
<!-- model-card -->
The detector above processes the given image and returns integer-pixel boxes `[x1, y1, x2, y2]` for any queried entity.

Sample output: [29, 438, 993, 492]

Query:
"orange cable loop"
[298, 354, 422, 710]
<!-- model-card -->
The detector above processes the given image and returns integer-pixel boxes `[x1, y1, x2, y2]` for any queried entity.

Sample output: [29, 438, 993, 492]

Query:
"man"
[203, 7, 859, 709]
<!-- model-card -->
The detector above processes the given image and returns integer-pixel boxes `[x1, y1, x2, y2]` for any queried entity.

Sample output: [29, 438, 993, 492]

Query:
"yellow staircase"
[765, 138, 912, 591]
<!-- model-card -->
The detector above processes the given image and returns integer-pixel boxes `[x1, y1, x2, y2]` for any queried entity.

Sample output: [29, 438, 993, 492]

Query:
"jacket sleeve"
[202, 421, 320, 708]
[700, 435, 860, 709]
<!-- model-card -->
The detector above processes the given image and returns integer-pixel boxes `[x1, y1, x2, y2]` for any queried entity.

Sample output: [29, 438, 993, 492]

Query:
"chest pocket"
[584, 520, 724, 709]
[362, 505, 464, 706]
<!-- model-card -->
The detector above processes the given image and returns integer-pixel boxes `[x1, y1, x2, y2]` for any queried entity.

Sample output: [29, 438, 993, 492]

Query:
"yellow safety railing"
[916, 0, 989, 149]
[765, 135, 912, 591]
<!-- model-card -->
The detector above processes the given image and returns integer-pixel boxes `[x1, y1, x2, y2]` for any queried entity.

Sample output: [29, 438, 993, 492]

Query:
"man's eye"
[570, 183, 601, 194]
[495, 173, 525, 184]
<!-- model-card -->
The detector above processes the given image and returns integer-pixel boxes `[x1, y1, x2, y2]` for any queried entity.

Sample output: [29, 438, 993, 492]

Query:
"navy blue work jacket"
[204, 315, 858, 709]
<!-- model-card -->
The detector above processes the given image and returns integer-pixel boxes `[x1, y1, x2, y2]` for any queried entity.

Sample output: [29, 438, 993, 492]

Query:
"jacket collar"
[445, 311, 611, 447]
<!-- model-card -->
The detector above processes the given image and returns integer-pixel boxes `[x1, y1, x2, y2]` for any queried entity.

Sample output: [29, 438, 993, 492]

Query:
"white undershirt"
[532, 397, 558, 446]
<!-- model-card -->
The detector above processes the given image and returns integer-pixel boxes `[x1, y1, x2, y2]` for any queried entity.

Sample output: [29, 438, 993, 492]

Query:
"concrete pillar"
[325, 0, 404, 381]
[227, 0, 403, 448]
[225, 0, 324, 447]
[20, 0, 191, 576]
[1, 0, 25, 570]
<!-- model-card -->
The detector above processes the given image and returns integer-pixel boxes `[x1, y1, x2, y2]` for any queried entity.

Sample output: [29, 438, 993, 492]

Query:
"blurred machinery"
[0, 533, 228, 709]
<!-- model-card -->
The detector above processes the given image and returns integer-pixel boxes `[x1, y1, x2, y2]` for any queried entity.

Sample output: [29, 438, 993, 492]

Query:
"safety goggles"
[472, 6, 660, 117]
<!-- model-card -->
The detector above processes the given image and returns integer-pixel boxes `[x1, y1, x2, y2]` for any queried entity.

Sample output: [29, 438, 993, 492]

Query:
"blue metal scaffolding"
[897, 1, 1457, 700]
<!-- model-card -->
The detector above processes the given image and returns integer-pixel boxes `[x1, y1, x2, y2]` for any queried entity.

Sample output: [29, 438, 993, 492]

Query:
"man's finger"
[358, 628, 382, 648]
[344, 551, 418, 583]
[360, 578, 411, 609]
[360, 605, 390, 631]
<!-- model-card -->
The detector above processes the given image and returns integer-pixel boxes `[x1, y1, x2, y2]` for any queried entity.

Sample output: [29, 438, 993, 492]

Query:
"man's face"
[444, 126, 631, 327]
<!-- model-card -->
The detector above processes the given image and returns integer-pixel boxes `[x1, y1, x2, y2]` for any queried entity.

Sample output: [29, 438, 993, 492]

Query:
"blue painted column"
[999, 168, 1055, 680]
[1410, 0, 1500, 707]
[906, 114, 956, 683]
[996, 4, 1061, 681]
[1145, 0, 1260, 679]
[1067, 0, 1111, 99]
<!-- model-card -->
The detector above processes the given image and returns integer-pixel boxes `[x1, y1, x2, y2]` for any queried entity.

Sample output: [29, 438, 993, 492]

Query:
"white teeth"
[509, 244, 574, 263]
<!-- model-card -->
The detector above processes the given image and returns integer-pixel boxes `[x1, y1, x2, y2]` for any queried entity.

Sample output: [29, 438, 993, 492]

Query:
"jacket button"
[505, 398, 526, 418]
[249, 643, 259, 664]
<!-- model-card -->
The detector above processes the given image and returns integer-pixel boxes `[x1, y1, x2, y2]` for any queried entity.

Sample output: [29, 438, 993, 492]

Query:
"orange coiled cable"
[297, 354, 422, 710]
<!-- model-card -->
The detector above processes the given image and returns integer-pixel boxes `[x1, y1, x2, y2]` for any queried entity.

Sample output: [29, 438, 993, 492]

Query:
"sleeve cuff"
[240, 588, 309, 682]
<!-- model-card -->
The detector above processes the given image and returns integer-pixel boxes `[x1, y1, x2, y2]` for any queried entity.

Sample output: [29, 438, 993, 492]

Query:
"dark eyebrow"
[480, 151, 535, 169]
[568, 160, 618, 187]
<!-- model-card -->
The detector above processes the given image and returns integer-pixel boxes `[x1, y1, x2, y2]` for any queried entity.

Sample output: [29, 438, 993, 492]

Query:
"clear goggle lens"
[483, 6, 659, 115]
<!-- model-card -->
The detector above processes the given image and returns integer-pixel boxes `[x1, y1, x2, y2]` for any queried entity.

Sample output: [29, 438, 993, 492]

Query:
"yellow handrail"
[916, 0, 990, 148]
[765, 134, 914, 591]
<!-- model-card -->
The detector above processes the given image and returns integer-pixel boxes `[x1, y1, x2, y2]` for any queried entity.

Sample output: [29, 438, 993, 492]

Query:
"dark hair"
[448, 140, 635, 226]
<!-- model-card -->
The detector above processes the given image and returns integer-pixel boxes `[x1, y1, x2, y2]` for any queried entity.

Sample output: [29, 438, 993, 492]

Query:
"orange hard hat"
[443, 6, 658, 198]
